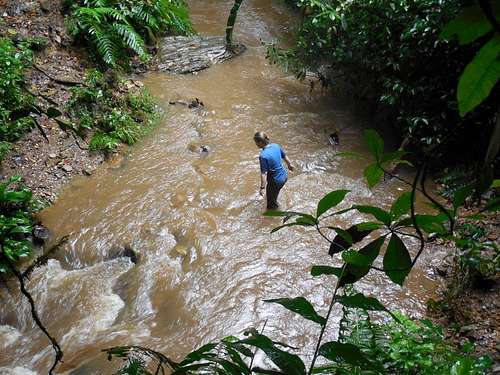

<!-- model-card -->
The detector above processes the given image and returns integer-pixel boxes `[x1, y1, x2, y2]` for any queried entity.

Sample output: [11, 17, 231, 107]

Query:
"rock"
[82, 167, 95, 176]
[108, 244, 139, 264]
[39, 0, 51, 12]
[33, 224, 50, 244]
[61, 164, 73, 172]
[48, 153, 57, 159]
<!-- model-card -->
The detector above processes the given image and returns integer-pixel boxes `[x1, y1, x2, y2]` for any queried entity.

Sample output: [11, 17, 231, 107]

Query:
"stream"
[0, 0, 443, 373]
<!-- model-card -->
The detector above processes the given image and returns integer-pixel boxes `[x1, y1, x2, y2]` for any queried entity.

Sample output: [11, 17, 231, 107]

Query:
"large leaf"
[264, 297, 326, 326]
[440, 5, 494, 44]
[319, 341, 370, 367]
[329, 225, 373, 255]
[342, 250, 373, 267]
[353, 205, 391, 225]
[395, 214, 446, 234]
[178, 343, 218, 367]
[311, 265, 343, 277]
[364, 163, 384, 188]
[391, 192, 412, 220]
[453, 185, 473, 211]
[316, 189, 350, 218]
[383, 234, 412, 285]
[238, 334, 306, 375]
[338, 237, 386, 287]
[363, 129, 384, 160]
[336, 293, 388, 313]
[457, 35, 500, 116]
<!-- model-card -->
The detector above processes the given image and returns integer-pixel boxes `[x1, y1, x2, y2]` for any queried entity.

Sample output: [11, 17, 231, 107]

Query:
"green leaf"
[491, 179, 500, 188]
[338, 237, 386, 287]
[329, 225, 373, 255]
[342, 250, 373, 267]
[316, 189, 350, 218]
[319, 341, 370, 366]
[391, 192, 412, 220]
[440, 5, 494, 45]
[395, 214, 447, 234]
[383, 234, 412, 285]
[364, 163, 384, 188]
[311, 265, 343, 277]
[483, 197, 500, 212]
[239, 334, 306, 375]
[46, 107, 62, 118]
[336, 293, 389, 313]
[264, 297, 326, 326]
[353, 205, 391, 225]
[178, 343, 217, 367]
[356, 221, 383, 231]
[453, 185, 473, 211]
[363, 129, 384, 160]
[457, 35, 500, 117]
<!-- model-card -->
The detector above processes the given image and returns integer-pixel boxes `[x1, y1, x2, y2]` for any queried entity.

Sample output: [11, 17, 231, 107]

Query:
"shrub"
[67, 70, 159, 152]
[269, 0, 499, 151]
[0, 38, 35, 159]
[0, 177, 34, 274]
[66, 0, 194, 67]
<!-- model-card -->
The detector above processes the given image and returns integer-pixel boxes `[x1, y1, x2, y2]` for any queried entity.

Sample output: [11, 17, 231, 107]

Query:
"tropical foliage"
[268, 0, 499, 153]
[66, 69, 159, 152]
[0, 177, 34, 274]
[0, 38, 35, 160]
[66, 0, 194, 67]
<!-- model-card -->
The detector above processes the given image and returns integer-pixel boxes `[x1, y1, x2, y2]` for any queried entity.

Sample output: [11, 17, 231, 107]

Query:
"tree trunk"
[225, 0, 245, 51]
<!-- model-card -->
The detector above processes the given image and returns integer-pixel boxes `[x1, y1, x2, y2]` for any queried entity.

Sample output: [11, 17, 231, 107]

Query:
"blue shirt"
[259, 143, 287, 184]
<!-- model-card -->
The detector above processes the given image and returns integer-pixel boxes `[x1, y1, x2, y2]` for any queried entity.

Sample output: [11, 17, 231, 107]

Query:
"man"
[254, 132, 295, 210]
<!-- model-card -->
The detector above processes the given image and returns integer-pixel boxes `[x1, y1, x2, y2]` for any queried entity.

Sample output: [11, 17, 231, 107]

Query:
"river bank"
[0, 0, 498, 373]
[0, 0, 156, 203]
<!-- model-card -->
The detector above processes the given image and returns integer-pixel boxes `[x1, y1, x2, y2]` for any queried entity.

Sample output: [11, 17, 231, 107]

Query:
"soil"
[0, 0, 130, 202]
[427, 208, 500, 368]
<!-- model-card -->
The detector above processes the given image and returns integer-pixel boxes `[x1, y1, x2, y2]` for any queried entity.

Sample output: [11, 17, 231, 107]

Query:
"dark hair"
[253, 131, 270, 145]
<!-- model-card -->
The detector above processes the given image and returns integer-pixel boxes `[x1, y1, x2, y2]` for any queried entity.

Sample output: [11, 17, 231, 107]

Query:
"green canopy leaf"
[383, 234, 412, 285]
[316, 189, 350, 218]
[353, 205, 391, 225]
[364, 163, 384, 188]
[319, 341, 370, 367]
[264, 297, 326, 326]
[457, 35, 500, 117]
[311, 265, 343, 277]
[363, 129, 384, 160]
[238, 334, 306, 375]
[391, 192, 412, 220]
[440, 5, 494, 45]
[336, 293, 389, 313]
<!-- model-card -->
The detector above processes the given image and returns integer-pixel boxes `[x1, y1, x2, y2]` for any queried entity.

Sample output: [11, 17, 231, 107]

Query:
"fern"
[68, 0, 193, 67]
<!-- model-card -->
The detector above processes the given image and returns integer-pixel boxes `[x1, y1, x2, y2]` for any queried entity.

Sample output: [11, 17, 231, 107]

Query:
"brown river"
[0, 1, 443, 373]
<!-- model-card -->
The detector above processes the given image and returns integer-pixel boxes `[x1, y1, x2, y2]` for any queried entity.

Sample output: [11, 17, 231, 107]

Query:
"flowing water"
[0, 1, 443, 373]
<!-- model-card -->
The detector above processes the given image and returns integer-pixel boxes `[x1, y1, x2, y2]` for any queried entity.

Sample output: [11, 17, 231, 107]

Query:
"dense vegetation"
[66, 70, 159, 152]
[65, 0, 194, 67]
[0, 177, 35, 274]
[0, 39, 35, 160]
[269, 0, 499, 159]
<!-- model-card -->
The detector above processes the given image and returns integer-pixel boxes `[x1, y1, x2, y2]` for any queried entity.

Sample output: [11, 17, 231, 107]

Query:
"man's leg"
[266, 179, 285, 210]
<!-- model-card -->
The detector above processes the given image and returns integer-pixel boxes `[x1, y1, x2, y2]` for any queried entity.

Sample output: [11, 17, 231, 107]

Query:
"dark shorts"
[266, 178, 286, 210]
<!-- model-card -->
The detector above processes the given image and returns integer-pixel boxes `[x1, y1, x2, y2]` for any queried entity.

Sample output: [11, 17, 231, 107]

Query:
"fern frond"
[112, 23, 147, 58]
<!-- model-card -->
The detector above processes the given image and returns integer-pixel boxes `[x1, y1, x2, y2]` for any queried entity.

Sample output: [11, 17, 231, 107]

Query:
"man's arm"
[259, 172, 267, 197]
[283, 155, 295, 172]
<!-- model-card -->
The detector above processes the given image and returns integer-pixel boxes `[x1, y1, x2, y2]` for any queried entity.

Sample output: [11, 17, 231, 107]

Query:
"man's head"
[254, 132, 270, 149]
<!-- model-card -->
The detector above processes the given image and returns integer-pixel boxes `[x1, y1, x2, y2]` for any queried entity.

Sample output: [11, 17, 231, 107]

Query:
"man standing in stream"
[253, 132, 295, 210]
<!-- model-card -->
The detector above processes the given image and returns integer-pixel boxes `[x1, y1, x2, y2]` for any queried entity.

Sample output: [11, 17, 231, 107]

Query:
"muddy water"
[0, 1, 442, 373]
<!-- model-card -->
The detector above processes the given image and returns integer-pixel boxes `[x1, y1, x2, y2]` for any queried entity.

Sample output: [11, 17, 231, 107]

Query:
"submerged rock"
[108, 244, 139, 264]
[33, 224, 50, 244]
